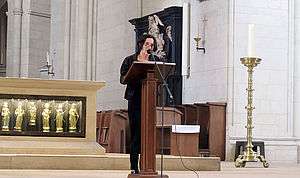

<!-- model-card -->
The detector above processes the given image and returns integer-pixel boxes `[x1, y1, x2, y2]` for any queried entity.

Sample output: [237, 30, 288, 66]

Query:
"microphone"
[147, 50, 174, 101]
[147, 49, 155, 55]
[147, 50, 159, 62]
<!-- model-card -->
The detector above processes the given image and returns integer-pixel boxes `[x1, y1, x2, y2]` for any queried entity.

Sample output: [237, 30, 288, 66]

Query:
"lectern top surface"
[134, 61, 175, 65]
[122, 61, 175, 83]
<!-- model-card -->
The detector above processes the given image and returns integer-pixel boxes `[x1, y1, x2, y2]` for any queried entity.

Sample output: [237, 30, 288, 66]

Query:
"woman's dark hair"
[137, 34, 157, 53]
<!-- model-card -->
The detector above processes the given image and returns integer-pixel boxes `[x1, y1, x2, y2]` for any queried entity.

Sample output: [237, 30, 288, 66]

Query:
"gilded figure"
[14, 102, 25, 131]
[55, 103, 64, 133]
[69, 103, 79, 132]
[1, 102, 10, 131]
[29, 102, 37, 126]
[42, 103, 51, 132]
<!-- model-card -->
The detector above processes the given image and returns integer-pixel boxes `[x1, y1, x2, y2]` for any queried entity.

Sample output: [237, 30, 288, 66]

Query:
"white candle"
[248, 24, 254, 56]
[197, 23, 199, 37]
[47, 51, 50, 64]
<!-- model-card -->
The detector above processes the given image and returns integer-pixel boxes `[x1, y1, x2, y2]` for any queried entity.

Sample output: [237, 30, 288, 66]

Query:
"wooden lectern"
[123, 61, 175, 178]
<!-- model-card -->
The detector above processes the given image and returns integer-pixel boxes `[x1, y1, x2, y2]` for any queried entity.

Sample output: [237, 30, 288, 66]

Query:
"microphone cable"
[171, 105, 200, 178]
[148, 52, 199, 178]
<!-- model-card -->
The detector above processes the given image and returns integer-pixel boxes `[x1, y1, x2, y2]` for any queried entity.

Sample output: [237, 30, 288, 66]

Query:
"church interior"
[0, 0, 299, 177]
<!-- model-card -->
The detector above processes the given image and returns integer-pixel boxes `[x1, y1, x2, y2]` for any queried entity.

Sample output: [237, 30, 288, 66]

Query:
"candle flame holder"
[235, 57, 269, 168]
[194, 37, 205, 53]
[45, 62, 55, 75]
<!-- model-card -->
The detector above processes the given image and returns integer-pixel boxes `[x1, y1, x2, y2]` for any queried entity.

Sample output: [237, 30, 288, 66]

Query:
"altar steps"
[0, 153, 220, 171]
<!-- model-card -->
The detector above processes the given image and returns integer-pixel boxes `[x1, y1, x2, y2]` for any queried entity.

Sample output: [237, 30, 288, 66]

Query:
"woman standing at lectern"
[120, 34, 157, 174]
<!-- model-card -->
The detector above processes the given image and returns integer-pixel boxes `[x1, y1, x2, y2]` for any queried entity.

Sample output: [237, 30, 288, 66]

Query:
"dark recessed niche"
[0, 94, 86, 138]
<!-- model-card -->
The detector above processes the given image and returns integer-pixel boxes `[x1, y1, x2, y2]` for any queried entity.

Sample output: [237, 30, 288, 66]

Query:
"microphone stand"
[149, 52, 174, 178]
[148, 52, 174, 101]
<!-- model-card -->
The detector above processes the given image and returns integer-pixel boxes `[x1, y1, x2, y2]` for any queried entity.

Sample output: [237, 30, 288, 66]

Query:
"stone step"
[0, 153, 220, 171]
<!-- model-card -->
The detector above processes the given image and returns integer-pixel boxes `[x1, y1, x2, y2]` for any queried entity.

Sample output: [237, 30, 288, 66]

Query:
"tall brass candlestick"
[235, 57, 269, 168]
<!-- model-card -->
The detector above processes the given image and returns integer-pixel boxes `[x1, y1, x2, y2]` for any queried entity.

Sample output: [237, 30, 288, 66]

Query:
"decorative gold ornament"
[42, 103, 51, 132]
[29, 102, 37, 126]
[69, 103, 79, 133]
[14, 102, 25, 131]
[1, 102, 10, 131]
[55, 103, 65, 133]
[235, 57, 269, 168]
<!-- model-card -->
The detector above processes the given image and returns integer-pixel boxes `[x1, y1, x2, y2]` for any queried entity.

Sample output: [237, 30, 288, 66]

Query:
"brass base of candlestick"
[235, 152, 269, 168]
[235, 57, 269, 168]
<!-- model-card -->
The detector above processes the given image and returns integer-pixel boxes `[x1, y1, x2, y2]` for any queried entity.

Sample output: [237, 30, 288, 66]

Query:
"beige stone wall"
[49, 0, 66, 79]
[182, 0, 228, 103]
[294, 0, 300, 138]
[6, 0, 50, 78]
[49, 0, 98, 81]
[294, 0, 300, 164]
[141, 0, 182, 16]
[96, 0, 138, 110]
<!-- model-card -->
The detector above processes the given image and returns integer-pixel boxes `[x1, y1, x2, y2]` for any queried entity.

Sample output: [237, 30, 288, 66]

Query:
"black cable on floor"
[171, 102, 200, 178]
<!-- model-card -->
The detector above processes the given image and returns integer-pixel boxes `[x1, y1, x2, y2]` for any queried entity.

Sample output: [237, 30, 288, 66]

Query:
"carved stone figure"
[148, 15, 166, 58]
[164, 25, 173, 60]
[1, 102, 10, 131]
[14, 102, 25, 131]
[69, 103, 79, 133]
[42, 103, 51, 132]
[166, 25, 172, 42]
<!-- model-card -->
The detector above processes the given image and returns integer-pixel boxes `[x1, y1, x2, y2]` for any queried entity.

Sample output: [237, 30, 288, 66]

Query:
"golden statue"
[69, 103, 79, 132]
[29, 102, 37, 126]
[14, 102, 25, 131]
[42, 103, 51, 132]
[1, 102, 11, 131]
[55, 103, 64, 133]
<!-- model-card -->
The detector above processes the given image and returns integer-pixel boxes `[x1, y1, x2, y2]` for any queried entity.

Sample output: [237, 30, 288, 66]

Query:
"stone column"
[63, 0, 71, 79]
[86, 0, 98, 81]
[6, 0, 22, 77]
[86, 0, 93, 81]
[91, 0, 98, 81]
[294, 1, 300, 137]
[76, 0, 88, 80]
[50, 0, 66, 79]
[52, 0, 96, 81]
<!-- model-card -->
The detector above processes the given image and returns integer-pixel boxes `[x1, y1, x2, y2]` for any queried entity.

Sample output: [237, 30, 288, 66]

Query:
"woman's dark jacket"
[120, 53, 158, 101]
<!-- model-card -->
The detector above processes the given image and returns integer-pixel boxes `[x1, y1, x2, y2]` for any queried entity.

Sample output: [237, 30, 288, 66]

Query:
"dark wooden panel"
[129, 6, 183, 106]
[194, 103, 210, 150]
[208, 103, 226, 161]
[156, 125, 199, 157]
[97, 110, 127, 154]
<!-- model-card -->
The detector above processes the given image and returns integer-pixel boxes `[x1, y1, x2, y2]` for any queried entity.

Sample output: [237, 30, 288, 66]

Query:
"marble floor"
[0, 162, 299, 178]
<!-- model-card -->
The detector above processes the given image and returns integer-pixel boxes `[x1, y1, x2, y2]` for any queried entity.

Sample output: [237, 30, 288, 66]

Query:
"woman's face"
[142, 38, 154, 53]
